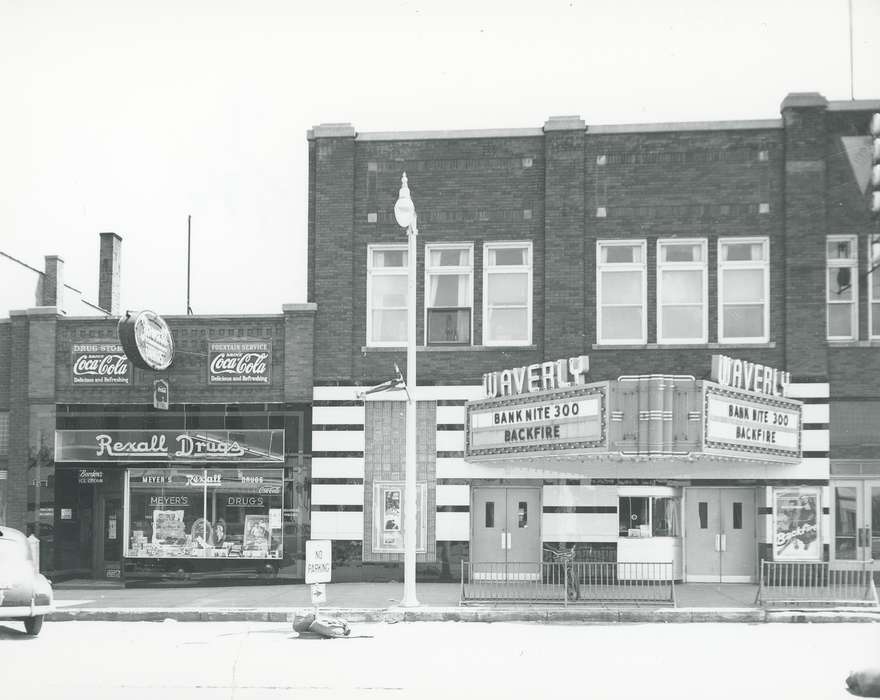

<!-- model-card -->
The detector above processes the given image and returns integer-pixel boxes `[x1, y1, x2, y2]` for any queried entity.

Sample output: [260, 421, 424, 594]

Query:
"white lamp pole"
[394, 172, 420, 607]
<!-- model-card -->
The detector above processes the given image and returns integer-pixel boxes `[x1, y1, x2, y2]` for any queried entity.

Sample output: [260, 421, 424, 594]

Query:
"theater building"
[0, 234, 316, 580]
[306, 93, 880, 582]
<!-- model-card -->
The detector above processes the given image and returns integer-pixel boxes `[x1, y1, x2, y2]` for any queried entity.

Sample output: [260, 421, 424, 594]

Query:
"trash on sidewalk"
[846, 668, 880, 697]
[292, 612, 351, 638]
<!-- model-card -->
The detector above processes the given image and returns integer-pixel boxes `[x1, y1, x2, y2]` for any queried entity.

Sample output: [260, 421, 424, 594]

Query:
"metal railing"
[460, 560, 676, 606]
[755, 559, 879, 608]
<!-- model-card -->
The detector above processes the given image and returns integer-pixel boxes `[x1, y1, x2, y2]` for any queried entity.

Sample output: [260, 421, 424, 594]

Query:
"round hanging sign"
[117, 310, 174, 371]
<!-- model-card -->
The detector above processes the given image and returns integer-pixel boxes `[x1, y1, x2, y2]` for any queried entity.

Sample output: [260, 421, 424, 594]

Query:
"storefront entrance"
[831, 480, 880, 567]
[471, 486, 541, 579]
[94, 495, 123, 579]
[685, 487, 756, 583]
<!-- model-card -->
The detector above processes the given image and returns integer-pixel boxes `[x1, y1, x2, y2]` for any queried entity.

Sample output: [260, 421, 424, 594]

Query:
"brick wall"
[7, 312, 30, 528]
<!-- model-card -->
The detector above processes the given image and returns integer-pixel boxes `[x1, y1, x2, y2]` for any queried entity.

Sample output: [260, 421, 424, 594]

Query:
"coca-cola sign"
[209, 341, 271, 384]
[117, 310, 174, 371]
[71, 344, 131, 384]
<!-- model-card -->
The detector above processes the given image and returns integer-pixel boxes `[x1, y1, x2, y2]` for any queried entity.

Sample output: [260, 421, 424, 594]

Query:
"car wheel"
[24, 616, 43, 636]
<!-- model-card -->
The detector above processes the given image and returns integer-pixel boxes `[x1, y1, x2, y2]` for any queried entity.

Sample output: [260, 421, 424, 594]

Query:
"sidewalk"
[49, 580, 880, 624]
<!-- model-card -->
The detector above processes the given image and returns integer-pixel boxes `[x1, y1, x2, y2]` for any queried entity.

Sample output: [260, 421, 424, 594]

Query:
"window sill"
[827, 340, 880, 348]
[593, 342, 776, 350]
[362, 345, 537, 353]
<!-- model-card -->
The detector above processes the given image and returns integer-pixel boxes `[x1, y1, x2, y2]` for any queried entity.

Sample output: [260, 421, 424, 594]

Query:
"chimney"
[42, 255, 64, 309]
[99, 232, 122, 315]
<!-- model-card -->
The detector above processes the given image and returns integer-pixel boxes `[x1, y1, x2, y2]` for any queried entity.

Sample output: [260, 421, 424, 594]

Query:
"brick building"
[307, 92, 880, 582]
[0, 234, 316, 579]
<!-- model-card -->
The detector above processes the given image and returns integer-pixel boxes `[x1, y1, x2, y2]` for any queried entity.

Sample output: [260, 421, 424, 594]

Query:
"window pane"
[619, 496, 649, 536]
[827, 240, 853, 259]
[732, 502, 743, 530]
[373, 249, 407, 268]
[723, 243, 763, 262]
[828, 305, 853, 337]
[698, 502, 708, 529]
[430, 248, 470, 267]
[485, 501, 495, 528]
[371, 275, 407, 307]
[835, 487, 857, 560]
[601, 270, 642, 304]
[427, 309, 470, 345]
[662, 243, 702, 263]
[487, 272, 528, 305]
[518, 501, 528, 528]
[873, 272, 880, 300]
[828, 268, 853, 300]
[429, 274, 468, 307]
[490, 247, 526, 266]
[662, 306, 703, 339]
[723, 306, 764, 338]
[601, 306, 642, 341]
[722, 269, 764, 302]
[873, 303, 880, 337]
[652, 498, 680, 536]
[371, 310, 407, 342]
[603, 245, 641, 264]
[487, 308, 528, 341]
[662, 270, 702, 303]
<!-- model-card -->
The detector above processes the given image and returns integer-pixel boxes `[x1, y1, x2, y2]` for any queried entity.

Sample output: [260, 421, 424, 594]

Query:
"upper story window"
[425, 244, 473, 346]
[826, 236, 858, 340]
[718, 238, 769, 343]
[367, 245, 408, 346]
[596, 240, 646, 345]
[869, 238, 880, 340]
[657, 239, 707, 344]
[483, 242, 532, 346]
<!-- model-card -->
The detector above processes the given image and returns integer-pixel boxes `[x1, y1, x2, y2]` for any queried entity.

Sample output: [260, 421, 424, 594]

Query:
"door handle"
[715, 534, 721, 552]
[858, 528, 864, 548]
[507, 532, 512, 550]
[720, 534, 727, 552]
[501, 531, 507, 550]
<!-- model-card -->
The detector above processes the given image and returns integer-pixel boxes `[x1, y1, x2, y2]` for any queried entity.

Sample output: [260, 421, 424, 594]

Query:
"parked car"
[0, 525, 54, 635]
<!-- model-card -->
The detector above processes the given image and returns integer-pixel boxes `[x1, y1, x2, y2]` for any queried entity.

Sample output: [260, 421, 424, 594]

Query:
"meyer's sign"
[703, 383, 801, 462]
[710, 354, 791, 397]
[71, 344, 131, 384]
[466, 383, 607, 459]
[482, 355, 589, 398]
[55, 429, 285, 463]
[208, 342, 271, 384]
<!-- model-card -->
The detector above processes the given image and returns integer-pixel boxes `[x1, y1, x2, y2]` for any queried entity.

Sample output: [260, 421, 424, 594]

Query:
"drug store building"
[306, 92, 880, 583]
[0, 235, 316, 580]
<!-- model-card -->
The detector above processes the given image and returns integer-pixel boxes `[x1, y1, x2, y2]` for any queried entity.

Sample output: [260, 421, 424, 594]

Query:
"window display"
[125, 467, 283, 560]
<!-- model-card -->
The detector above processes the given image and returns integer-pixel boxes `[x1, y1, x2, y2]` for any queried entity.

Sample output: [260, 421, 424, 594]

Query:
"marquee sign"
[208, 341, 271, 384]
[466, 382, 608, 459]
[71, 344, 131, 384]
[55, 429, 284, 463]
[702, 383, 801, 462]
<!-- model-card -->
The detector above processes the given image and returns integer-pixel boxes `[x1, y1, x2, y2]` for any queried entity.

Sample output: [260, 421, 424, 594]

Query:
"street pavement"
[1, 619, 878, 699]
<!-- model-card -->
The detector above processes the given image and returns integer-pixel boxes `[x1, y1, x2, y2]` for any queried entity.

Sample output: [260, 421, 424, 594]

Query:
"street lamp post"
[394, 172, 420, 607]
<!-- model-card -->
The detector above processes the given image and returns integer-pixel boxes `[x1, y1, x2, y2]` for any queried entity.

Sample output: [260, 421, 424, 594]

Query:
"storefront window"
[125, 467, 283, 560]
[619, 496, 681, 537]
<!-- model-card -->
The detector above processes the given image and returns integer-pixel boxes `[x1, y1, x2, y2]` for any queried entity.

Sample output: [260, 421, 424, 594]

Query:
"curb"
[48, 606, 880, 624]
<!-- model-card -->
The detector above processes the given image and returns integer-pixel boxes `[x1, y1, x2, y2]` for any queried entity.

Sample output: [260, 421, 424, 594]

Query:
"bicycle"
[543, 545, 580, 602]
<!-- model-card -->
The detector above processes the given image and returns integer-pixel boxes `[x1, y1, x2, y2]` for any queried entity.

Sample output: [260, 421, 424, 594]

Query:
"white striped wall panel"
[802, 403, 830, 424]
[309, 511, 363, 540]
[436, 405, 465, 424]
[312, 430, 365, 452]
[542, 513, 618, 542]
[436, 430, 465, 452]
[436, 512, 470, 540]
[794, 458, 830, 480]
[311, 484, 364, 506]
[784, 383, 830, 399]
[436, 457, 574, 480]
[312, 405, 365, 425]
[542, 485, 617, 507]
[436, 484, 470, 506]
[801, 429, 830, 452]
[314, 387, 364, 402]
[311, 458, 365, 479]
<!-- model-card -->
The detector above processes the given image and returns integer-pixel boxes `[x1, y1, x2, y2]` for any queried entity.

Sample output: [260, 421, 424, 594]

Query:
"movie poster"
[382, 488, 402, 548]
[244, 514, 270, 554]
[774, 488, 820, 560]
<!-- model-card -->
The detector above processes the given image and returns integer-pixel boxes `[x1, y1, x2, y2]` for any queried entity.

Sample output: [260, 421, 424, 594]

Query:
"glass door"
[832, 480, 880, 567]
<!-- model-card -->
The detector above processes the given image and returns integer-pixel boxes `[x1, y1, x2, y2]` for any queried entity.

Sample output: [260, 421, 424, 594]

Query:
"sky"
[1, 0, 879, 317]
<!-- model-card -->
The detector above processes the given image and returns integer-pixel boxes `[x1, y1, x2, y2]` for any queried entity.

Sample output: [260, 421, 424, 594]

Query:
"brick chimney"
[42, 255, 64, 308]
[99, 232, 122, 315]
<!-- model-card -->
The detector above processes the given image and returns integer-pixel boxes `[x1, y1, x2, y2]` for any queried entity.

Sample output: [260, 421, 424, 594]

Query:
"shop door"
[685, 488, 756, 583]
[831, 480, 880, 567]
[93, 496, 123, 580]
[471, 487, 541, 580]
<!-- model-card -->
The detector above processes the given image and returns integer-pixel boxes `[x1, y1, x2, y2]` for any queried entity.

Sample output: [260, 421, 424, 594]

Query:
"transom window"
[367, 245, 408, 346]
[657, 239, 707, 344]
[826, 236, 858, 340]
[425, 244, 472, 346]
[596, 240, 646, 345]
[483, 242, 532, 346]
[718, 238, 769, 343]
